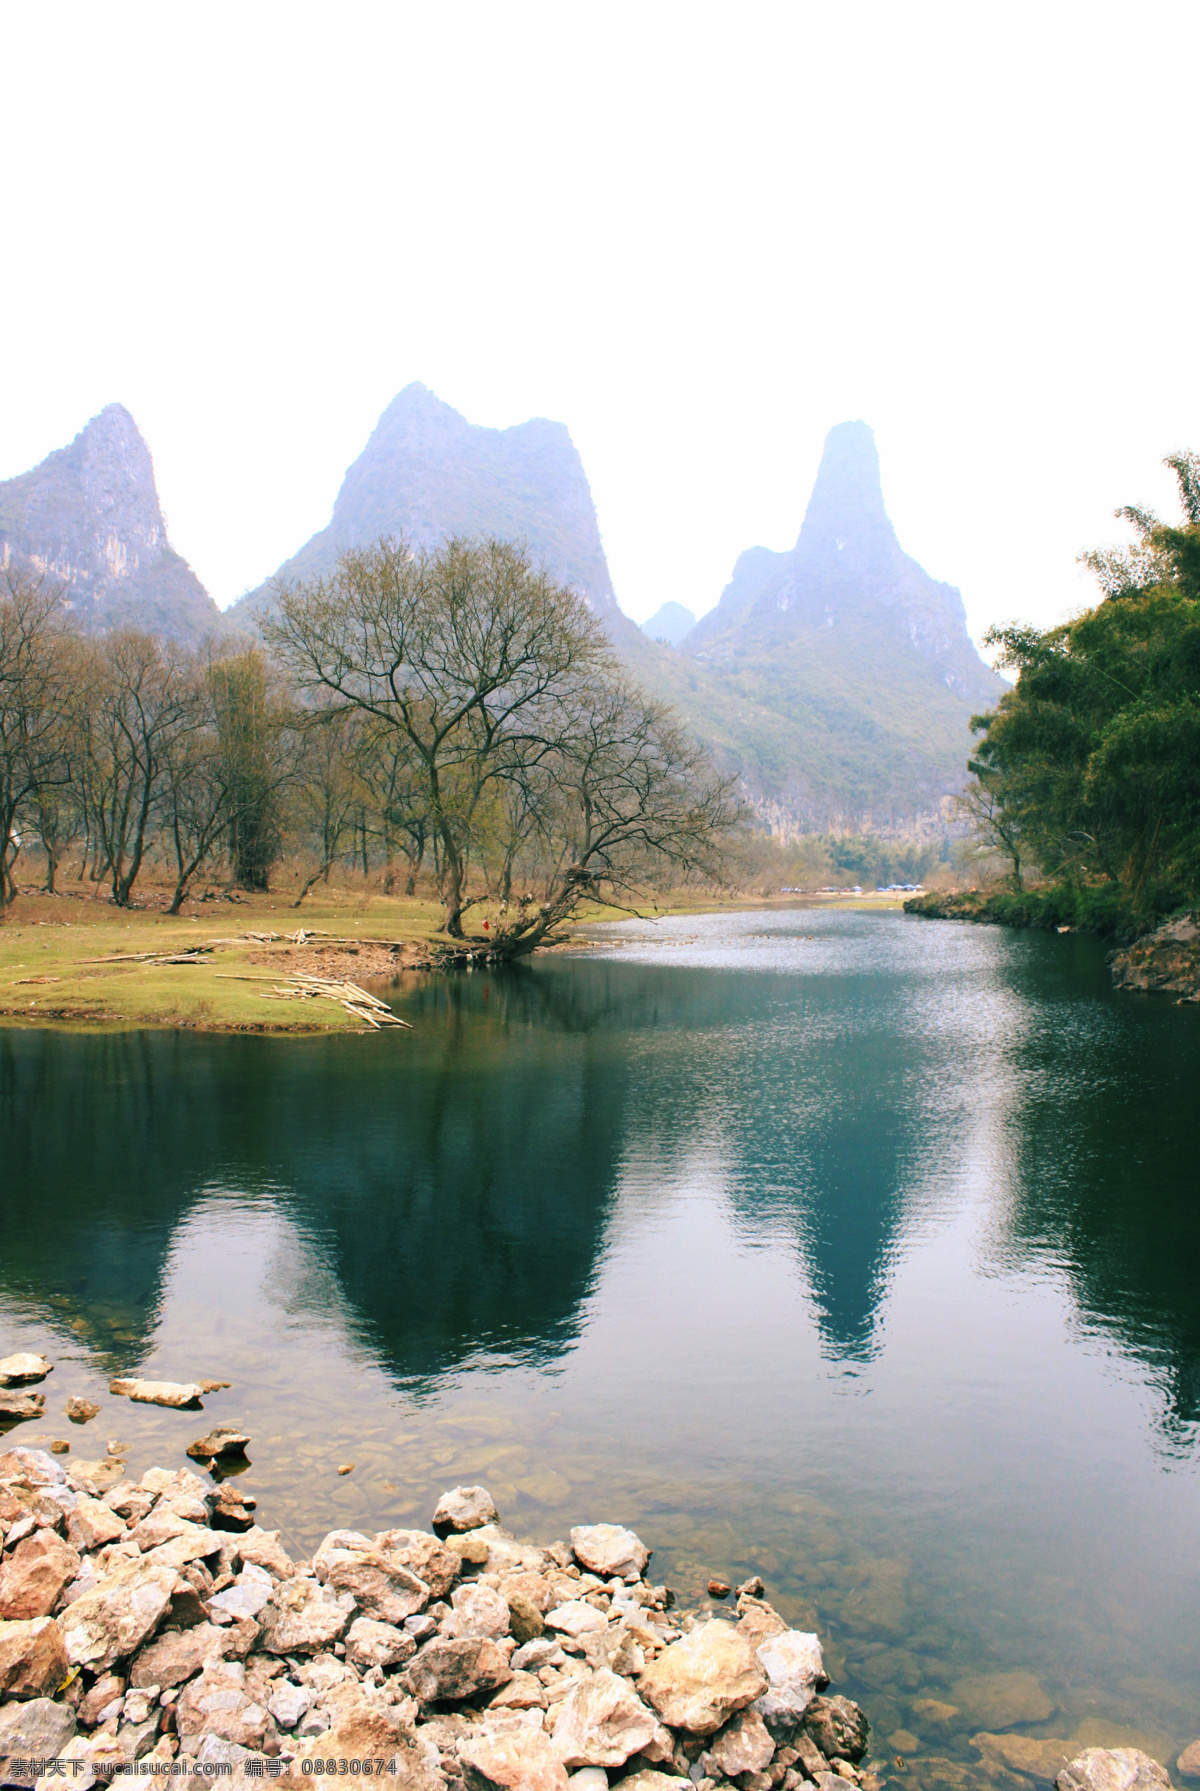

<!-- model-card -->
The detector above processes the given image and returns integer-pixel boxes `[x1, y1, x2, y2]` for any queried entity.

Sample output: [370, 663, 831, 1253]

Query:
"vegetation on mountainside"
[959, 451, 1200, 934]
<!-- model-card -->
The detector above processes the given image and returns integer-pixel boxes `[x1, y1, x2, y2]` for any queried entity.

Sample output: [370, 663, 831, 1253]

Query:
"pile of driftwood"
[264, 973, 411, 1029]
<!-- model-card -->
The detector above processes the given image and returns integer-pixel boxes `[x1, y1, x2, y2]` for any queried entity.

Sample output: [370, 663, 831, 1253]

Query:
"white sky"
[2, 3, 1197, 646]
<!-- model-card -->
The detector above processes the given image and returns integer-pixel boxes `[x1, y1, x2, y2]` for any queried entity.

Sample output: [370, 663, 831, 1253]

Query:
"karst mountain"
[0, 405, 220, 642]
[2, 392, 1001, 827]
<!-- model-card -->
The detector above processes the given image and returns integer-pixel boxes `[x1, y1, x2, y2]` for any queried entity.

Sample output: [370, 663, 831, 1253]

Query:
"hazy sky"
[3, 4, 1197, 645]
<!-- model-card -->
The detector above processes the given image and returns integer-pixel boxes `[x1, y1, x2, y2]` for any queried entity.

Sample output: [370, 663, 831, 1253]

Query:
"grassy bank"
[0, 882, 911, 1033]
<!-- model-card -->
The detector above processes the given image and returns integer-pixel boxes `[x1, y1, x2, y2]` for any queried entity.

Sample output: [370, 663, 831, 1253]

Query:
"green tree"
[967, 452, 1200, 922]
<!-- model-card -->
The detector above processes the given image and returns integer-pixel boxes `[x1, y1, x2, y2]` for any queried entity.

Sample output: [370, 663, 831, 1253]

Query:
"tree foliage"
[965, 452, 1200, 924]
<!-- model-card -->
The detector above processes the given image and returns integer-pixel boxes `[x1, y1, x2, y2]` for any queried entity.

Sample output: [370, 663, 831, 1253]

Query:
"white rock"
[208, 1564, 275, 1621]
[569, 1525, 650, 1580]
[109, 1379, 205, 1409]
[552, 1668, 660, 1770]
[58, 1558, 179, 1670]
[0, 1354, 53, 1387]
[753, 1629, 824, 1722]
[433, 1485, 498, 1532]
[546, 1600, 608, 1638]
[566, 1773, 609, 1791]
[267, 1680, 312, 1730]
[448, 1582, 511, 1639]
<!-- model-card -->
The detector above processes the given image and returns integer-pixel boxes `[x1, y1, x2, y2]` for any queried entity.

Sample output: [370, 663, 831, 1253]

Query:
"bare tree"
[0, 573, 70, 907]
[266, 536, 609, 936]
[289, 708, 363, 906]
[85, 631, 199, 906]
[267, 537, 740, 951]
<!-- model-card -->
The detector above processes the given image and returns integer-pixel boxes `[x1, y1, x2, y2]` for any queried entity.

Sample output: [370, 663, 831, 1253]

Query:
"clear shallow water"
[2, 907, 1198, 1778]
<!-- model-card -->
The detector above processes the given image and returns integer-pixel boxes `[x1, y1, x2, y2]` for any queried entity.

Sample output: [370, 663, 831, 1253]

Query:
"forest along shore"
[903, 893, 1200, 1002]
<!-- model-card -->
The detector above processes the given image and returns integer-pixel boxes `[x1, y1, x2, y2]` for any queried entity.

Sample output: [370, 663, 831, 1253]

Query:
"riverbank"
[0, 889, 911, 1034]
[0, 1424, 880, 1791]
[903, 891, 1200, 1001]
[2, 1435, 1191, 1791]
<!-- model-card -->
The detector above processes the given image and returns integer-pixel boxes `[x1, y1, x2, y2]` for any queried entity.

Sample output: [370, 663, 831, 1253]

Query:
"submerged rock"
[1057, 1749, 1172, 1791]
[108, 1379, 205, 1410]
[65, 1399, 100, 1424]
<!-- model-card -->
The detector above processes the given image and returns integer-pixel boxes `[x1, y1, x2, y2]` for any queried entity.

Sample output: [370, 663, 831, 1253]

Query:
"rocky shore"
[1, 1443, 1192, 1791]
[904, 894, 1200, 1002]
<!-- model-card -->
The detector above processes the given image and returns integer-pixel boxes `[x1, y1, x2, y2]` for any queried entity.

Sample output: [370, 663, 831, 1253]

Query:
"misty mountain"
[232, 383, 629, 633]
[641, 600, 696, 647]
[633, 421, 1006, 828]
[0, 405, 221, 643]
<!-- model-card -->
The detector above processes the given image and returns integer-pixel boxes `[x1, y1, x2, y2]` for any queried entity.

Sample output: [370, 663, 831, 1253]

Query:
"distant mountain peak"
[798, 420, 891, 552]
[236, 383, 627, 632]
[0, 406, 219, 641]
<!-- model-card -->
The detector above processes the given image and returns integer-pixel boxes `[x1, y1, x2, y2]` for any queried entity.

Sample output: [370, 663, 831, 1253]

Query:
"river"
[1, 906, 1198, 1775]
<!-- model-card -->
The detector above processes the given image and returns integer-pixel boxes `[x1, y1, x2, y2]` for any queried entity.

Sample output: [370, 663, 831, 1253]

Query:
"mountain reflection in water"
[1, 907, 1198, 1773]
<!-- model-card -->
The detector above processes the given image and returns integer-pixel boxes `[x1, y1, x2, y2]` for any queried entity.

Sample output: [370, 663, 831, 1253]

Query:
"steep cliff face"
[234, 383, 628, 631]
[689, 420, 999, 707]
[0, 405, 220, 642]
[643, 421, 1007, 828]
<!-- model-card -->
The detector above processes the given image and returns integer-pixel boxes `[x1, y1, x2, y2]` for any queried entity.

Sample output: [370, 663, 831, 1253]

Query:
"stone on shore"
[318, 1549, 430, 1625]
[753, 1628, 825, 1723]
[802, 1694, 870, 1762]
[552, 1668, 662, 1770]
[57, 1557, 179, 1670]
[639, 1619, 768, 1735]
[129, 1621, 248, 1688]
[447, 1583, 510, 1640]
[505, 1589, 544, 1643]
[406, 1636, 512, 1702]
[0, 1357, 52, 1389]
[345, 1617, 416, 1671]
[460, 1726, 569, 1791]
[707, 1706, 775, 1775]
[66, 1496, 126, 1553]
[175, 1660, 275, 1755]
[233, 1528, 294, 1577]
[0, 1618, 69, 1700]
[433, 1486, 497, 1533]
[281, 1708, 442, 1790]
[569, 1524, 650, 1580]
[545, 1599, 607, 1638]
[1056, 1749, 1172, 1791]
[374, 1531, 462, 1600]
[208, 1564, 276, 1622]
[610, 1775, 689, 1790]
[0, 1694, 76, 1767]
[0, 1530, 81, 1620]
[259, 1579, 353, 1656]
[65, 1398, 100, 1424]
[108, 1379, 205, 1410]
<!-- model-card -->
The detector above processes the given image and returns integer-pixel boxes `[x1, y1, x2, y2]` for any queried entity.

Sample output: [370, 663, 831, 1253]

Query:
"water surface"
[2, 908, 1198, 1779]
